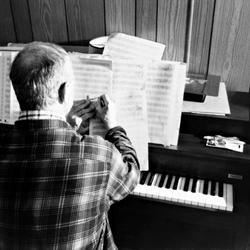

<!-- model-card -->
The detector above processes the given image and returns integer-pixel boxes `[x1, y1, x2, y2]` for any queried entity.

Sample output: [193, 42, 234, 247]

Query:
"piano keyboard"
[132, 171, 233, 212]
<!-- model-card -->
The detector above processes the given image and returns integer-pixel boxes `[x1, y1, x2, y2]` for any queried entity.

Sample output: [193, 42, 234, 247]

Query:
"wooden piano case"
[109, 91, 250, 249]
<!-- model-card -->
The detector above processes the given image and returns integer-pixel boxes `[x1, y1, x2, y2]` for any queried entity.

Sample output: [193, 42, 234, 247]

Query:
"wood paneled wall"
[0, 0, 249, 91]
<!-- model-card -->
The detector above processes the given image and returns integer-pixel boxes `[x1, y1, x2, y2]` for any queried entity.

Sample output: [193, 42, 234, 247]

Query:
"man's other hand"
[96, 94, 118, 130]
[67, 99, 96, 133]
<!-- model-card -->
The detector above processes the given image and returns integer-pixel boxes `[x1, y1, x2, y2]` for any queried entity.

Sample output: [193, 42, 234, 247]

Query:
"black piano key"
[158, 174, 166, 188]
[183, 177, 190, 191]
[191, 178, 197, 193]
[147, 173, 155, 186]
[173, 175, 180, 190]
[203, 180, 208, 195]
[165, 174, 173, 189]
[140, 171, 148, 185]
[211, 181, 216, 196]
[218, 182, 224, 197]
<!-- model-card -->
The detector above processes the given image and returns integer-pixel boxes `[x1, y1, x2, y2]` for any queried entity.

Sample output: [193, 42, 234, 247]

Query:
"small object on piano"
[204, 135, 245, 153]
[184, 78, 207, 102]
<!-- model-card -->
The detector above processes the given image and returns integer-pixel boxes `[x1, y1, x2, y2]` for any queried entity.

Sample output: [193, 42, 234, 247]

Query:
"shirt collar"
[18, 110, 66, 121]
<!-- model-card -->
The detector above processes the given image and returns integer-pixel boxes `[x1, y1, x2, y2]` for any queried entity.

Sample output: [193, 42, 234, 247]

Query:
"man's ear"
[58, 82, 66, 103]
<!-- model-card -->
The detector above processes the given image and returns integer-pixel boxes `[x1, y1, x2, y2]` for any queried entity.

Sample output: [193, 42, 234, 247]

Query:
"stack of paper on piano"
[182, 82, 231, 116]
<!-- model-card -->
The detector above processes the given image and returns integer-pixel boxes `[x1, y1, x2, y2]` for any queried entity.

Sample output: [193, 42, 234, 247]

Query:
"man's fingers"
[71, 102, 96, 117]
[73, 99, 92, 111]
[81, 110, 96, 121]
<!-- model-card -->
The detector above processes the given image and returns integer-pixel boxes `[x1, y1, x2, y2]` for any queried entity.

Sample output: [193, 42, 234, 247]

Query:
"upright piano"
[109, 91, 250, 249]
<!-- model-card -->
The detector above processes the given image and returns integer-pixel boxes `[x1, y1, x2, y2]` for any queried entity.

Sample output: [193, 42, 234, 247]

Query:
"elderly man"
[0, 42, 140, 249]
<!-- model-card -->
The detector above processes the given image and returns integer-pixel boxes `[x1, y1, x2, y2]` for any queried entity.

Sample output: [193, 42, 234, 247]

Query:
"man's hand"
[96, 94, 118, 130]
[67, 99, 96, 133]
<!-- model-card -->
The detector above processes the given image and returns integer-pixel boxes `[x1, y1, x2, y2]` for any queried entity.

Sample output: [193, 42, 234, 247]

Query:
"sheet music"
[0, 50, 19, 124]
[146, 61, 186, 146]
[112, 59, 149, 170]
[69, 54, 113, 100]
[72, 55, 148, 170]
[69, 54, 113, 138]
[103, 33, 165, 61]
[169, 63, 186, 145]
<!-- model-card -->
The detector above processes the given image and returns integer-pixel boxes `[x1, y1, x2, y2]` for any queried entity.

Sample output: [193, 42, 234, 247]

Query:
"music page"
[0, 50, 20, 124]
[146, 61, 186, 146]
[103, 33, 165, 61]
[112, 59, 149, 170]
[70, 54, 112, 100]
[70, 54, 113, 137]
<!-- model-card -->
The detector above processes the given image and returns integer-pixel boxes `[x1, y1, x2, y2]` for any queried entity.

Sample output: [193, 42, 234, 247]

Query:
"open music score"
[132, 171, 233, 212]
[0, 49, 20, 124]
[103, 32, 165, 61]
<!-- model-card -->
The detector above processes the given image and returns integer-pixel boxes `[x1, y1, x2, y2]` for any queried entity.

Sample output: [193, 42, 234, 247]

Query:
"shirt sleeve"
[105, 126, 140, 205]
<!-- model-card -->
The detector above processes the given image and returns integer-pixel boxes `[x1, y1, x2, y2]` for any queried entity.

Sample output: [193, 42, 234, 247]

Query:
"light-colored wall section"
[188, 0, 215, 77]
[28, 0, 68, 43]
[136, 0, 157, 41]
[105, 0, 136, 36]
[157, 0, 188, 61]
[208, 0, 250, 92]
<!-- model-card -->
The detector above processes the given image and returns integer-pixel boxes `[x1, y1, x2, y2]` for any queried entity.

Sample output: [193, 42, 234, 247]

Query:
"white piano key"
[133, 172, 147, 195]
[155, 174, 162, 187]
[158, 174, 169, 200]
[177, 177, 183, 190]
[176, 177, 187, 203]
[171, 176, 180, 202]
[168, 175, 176, 202]
[204, 181, 213, 208]
[153, 174, 163, 198]
[211, 182, 223, 210]
[226, 184, 233, 212]
[133, 172, 149, 196]
[183, 178, 193, 205]
[190, 179, 200, 206]
[148, 173, 161, 198]
[197, 180, 206, 207]
[139, 172, 152, 197]
[221, 183, 227, 211]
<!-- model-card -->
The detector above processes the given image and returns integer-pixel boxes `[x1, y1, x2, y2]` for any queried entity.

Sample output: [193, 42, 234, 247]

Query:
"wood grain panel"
[10, 0, 33, 42]
[28, 0, 68, 43]
[208, 0, 250, 92]
[105, 0, 135, 35]
[136, 0, 157, 41]
[0, 0, 16, 45]
[65, 0, 105, 43]
[188, 0, 215, 76]
[157, 0, 188, 61]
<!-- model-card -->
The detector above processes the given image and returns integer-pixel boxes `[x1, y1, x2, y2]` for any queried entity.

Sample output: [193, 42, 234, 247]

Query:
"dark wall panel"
[28, 0, 68, 43]
[136, 0, 157, 41]
[10, 0, 33, 43]
[157, 0, 188, 61]
[0, 0, 16, 45]
[65, 0, 105, 43]
[105, 0, 136, 35]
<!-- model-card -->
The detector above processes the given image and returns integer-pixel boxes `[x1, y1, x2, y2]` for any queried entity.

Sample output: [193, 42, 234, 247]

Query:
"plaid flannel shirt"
[0, 111, 140, 249]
